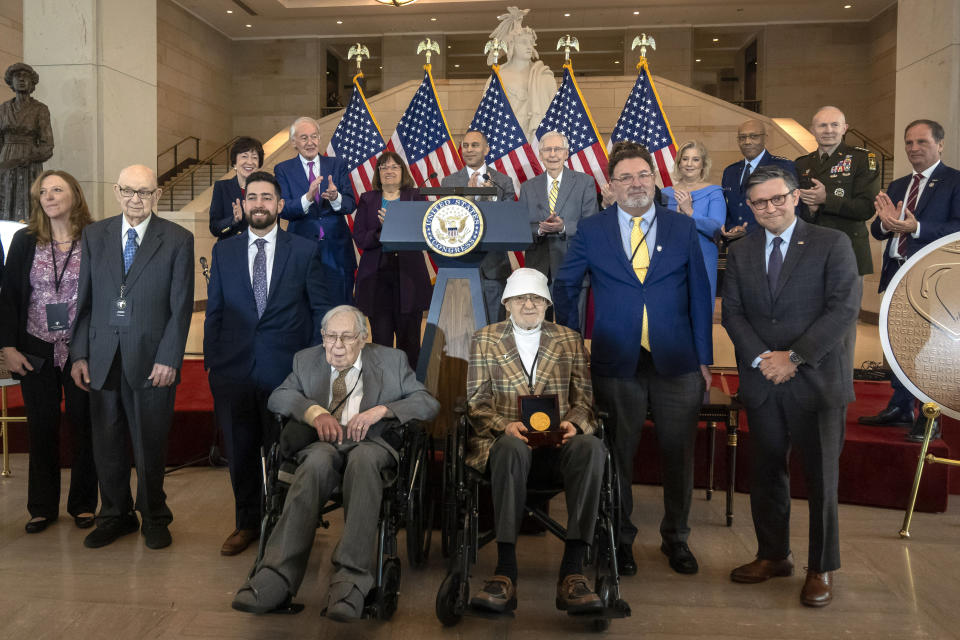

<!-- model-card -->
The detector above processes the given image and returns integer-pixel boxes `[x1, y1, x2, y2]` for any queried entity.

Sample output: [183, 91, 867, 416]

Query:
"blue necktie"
[739, 160, 752, 191]
[253, 238, 267, 317]
[767, 236, 783, 293]
[123, 228, 138, 273]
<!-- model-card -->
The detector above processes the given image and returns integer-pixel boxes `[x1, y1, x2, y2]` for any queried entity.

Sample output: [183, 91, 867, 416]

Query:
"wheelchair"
[250, 415, 433, 620]
[435, 407, 631, 631]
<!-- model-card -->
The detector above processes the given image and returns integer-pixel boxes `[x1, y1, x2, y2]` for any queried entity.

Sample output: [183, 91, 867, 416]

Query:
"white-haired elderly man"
[232, 305, 440, 622]
[465, 268, 606, 616]
[274, 116, 356, 304]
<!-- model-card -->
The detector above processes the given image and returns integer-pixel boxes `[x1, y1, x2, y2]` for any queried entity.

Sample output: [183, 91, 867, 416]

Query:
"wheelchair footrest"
[266, 600, 305, 615]
[465, 605, 516, 620]
[567, 599, 631, 620]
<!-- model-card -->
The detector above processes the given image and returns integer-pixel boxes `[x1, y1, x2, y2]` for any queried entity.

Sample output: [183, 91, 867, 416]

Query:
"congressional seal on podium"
[422, 196, 484, 257]
[880, 230, 960, 420]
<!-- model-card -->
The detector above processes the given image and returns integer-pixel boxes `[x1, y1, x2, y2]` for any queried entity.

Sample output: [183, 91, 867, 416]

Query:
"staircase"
[157, 136, 239, 213]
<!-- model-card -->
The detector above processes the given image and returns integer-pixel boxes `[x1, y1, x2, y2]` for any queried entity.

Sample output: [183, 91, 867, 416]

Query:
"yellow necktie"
[548, 178, 560, 214]
[631, 217, 651, 351]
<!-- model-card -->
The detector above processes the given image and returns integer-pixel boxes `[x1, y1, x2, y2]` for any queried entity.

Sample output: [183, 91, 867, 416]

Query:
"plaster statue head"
[488, 7, 540, 66]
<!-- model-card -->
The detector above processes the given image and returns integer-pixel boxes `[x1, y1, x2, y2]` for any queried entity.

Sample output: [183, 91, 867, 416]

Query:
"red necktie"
[897, 173, 921, 257]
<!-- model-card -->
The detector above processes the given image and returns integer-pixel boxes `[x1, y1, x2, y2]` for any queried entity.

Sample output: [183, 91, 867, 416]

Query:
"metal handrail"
[846, 128, 894, 188]
[158, 136, 200, 181]
[161, 136, 241, 211]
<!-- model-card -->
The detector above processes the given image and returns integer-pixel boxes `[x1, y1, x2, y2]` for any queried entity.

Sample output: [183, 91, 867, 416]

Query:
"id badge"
[109, 296, 131, 326]
[45, 302, 70, 331]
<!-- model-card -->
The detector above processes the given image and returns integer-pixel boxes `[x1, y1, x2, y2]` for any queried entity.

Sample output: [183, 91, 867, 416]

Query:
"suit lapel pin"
[656, 245, 662, 252]
[797, 241, 805, 245]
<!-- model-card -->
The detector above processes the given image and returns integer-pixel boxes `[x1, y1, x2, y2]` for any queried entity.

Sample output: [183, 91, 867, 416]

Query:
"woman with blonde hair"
[0, 169, 98, 533]
[663, 140, 726, 299]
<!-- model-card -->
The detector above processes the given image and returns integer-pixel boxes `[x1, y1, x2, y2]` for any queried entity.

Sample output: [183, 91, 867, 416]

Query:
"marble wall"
[0, 0, 21, 103]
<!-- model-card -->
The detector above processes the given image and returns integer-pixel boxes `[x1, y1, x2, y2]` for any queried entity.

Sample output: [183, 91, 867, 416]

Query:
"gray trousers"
[488, 434, 605, 545]
[593, 366, 705, 546]
[257, 440, 395, 597]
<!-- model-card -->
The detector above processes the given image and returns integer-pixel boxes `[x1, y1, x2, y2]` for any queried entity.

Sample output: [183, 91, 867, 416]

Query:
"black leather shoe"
[858, 406, 913, 427]
[74, 514, 96, 529]
[142, 524, 172, 549]
[616, 544, 637, 577]
[25, 517, 55, 534]
[906, 414, 941, 442]
[661, 541, 699, 574]
[83, 513, 139, 548]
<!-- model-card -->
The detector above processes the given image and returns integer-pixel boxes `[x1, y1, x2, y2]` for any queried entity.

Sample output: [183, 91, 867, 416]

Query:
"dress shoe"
[142, 524, 172, 549]
[730, 554, 795, 583]
[800, 570, 833, 607]
[556, 573, 603, 614]
[470, 575, 517, 613]
[221, 528, 259, 556]
[326, 582, 365, 623]
[906, 414, 941, 443]
[232, 569, 290, 614]
[616, 544, 637, 577]
[858, 406, 913, 427]
[25, 517, 55, 534]
[73, 514, 96, 529]
[83, 513, 139, 548]
[661, 541, 699, 575]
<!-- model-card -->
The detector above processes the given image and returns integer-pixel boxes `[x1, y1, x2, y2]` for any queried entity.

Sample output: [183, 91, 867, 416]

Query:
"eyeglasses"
[322, 332, 361, 346]
[610, 172, 655, 185]
[295, 133, 321, 143]
[379, 164, 402, 172]
[117, 187, 159, 199]
[748, 192, 793, 210]
[510, 294, 549, 307]
[540, 146, 568, 154]
[736, 133, 764, 142]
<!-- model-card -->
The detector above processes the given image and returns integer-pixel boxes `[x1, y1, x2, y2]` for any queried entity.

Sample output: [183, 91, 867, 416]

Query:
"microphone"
[482, 173, 491, 183]
[417, 171, 438, 188]
[199, 256, 210, 283]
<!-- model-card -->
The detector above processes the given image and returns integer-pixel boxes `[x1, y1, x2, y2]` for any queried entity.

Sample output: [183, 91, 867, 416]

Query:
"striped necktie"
[548, 177, 560, 214]
[631, 217, 651, 351]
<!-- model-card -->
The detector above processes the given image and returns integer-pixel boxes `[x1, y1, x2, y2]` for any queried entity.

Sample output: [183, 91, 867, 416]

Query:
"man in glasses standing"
[70, 164, 194, 550]
[722, 166, 859, 607]
[554, 141, 714, 578]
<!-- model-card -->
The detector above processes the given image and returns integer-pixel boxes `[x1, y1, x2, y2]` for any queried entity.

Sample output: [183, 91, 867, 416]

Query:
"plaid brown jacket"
[465, 320, 595, 472]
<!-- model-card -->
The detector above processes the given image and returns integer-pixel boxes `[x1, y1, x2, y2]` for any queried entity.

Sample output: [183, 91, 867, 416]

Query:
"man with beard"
[554, 142, 713, 577]
[204, 171, 334, 556]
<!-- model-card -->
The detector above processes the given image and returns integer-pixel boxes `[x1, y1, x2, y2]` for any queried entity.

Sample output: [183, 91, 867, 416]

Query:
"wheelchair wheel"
[435, 571, 467, 627]
[375, 557, 402, 620]
[440, 431, 458, 558]
[405, 433, 433, 568]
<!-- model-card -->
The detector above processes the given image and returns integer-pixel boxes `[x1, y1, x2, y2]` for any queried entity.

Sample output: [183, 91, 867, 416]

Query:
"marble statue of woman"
[486, 7, 556, 141]
[0, 63, 54, 222]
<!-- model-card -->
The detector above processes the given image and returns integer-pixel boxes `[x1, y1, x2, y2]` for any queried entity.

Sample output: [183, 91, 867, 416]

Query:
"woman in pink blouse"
[0, 170, 98, 533]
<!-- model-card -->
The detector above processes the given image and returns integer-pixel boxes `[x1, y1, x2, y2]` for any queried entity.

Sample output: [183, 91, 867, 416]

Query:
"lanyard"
[630, 213, 657, 262]
[329, 368, 362, 418]
[50, 240, 76, 294]
[520, 351, 540, 391]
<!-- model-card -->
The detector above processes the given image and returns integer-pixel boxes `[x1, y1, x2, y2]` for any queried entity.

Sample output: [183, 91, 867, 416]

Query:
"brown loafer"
[730, 553, 794, 583]
[221, 528, 259, 556]
[470, 575, 517, 613]
[556, 573, 603, 614]
[801, 570, 833, 607]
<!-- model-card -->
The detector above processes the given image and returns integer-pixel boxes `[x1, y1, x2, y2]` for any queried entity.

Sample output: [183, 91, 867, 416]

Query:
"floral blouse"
[26, 241, 81, 369]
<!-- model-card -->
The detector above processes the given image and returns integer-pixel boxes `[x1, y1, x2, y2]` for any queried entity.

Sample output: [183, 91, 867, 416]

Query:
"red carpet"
[2, 363, 954, 512]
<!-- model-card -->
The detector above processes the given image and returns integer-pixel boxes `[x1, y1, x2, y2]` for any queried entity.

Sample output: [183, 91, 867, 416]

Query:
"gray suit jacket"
[721, 218, 860, 411]
[519, 167, 598, 279]
[71, 214, 195, 390]
[441, 167, 517, 280]
[267, 342, 440, 460]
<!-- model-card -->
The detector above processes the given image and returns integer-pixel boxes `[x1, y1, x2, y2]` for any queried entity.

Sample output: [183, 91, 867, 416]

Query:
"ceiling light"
[374, 0, 419, 5]
[613, 60, 620, 64]
[564, 12, 571, 17]
[844, 4, 852, 8]
[712, 37, 719, 42]
[454, 64, 460, 68]
[336, 20, 343, 24]
[633, 10, 639, 14]
[226, 9, 233, 13]
[245, 24, 252, 28]
[430, 17, 437, 21]
[695, 58, 701, 62]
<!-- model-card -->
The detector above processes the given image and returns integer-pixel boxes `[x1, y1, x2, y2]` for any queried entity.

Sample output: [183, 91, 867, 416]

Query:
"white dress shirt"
[120, 214, 152, 251]
[751, 217, 798, 368]
[247, 224, 279, 293]
[882, 160, 939, 258]
[298, 154, 343, 213]
[330, 353, 363, 425]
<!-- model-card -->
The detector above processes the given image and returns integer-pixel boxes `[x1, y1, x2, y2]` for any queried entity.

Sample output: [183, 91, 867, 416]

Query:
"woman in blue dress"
[662, 140, 725, 300]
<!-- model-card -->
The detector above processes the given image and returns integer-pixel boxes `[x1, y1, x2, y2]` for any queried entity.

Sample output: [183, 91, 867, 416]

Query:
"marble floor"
[0, 457, 958, 639]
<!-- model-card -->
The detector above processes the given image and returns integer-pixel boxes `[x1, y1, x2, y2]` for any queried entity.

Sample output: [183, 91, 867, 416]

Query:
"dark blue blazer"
[871, 162, 960, 292]
[208, 176, 247, 240]
[203, 227, 335, 391]
[274, 155, 357, 278]
[553, 204, 714, 378]
[721, 150, 797, 232]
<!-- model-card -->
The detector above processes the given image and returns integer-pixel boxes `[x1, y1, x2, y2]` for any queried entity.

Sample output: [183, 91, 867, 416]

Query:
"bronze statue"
[0, 63, 54, 222]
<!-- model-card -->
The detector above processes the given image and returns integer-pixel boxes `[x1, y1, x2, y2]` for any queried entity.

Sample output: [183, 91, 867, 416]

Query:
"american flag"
[387, 67, 462, 187]
[468, 67, 542, 195]
[536, 62, 607, 190]
[609, 58, 678, 187]
[325, 74, 386, 200]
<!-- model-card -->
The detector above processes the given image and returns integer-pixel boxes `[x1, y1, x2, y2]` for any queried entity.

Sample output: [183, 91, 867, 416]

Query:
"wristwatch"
[788, 350, 804, 365]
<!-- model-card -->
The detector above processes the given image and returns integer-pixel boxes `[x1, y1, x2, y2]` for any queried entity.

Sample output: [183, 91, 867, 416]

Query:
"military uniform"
[795, 142, 880, 275]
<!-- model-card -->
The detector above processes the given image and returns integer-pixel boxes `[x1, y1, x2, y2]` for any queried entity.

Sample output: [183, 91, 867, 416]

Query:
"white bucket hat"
[501, 267, 552, 304]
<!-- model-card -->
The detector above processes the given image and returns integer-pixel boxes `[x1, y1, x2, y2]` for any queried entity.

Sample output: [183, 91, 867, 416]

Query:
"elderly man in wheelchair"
[464, 268, 607, 615]
[231, 305, 439, 622]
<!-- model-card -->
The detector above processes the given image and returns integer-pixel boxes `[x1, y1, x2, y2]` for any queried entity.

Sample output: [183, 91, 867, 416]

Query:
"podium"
[381, 190, 531, 436]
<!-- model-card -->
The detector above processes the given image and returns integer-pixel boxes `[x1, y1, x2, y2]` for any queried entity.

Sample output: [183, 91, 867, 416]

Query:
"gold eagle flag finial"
[417, 37, 441, 66]
[556, 35, 580, 63]
[631, 33, 656, 67]
[348, 43, 370, 74]
[484, 38, 509, 66]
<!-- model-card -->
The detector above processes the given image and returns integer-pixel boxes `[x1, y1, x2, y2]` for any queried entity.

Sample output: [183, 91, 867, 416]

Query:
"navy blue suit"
[554, 204, 714, 547]
[208, 176, 246, 240]
[274, 155, 356, 304]
[870, 161, 960, 416]
[204, 227, 335, 530]
[721, 151, 797, 232]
